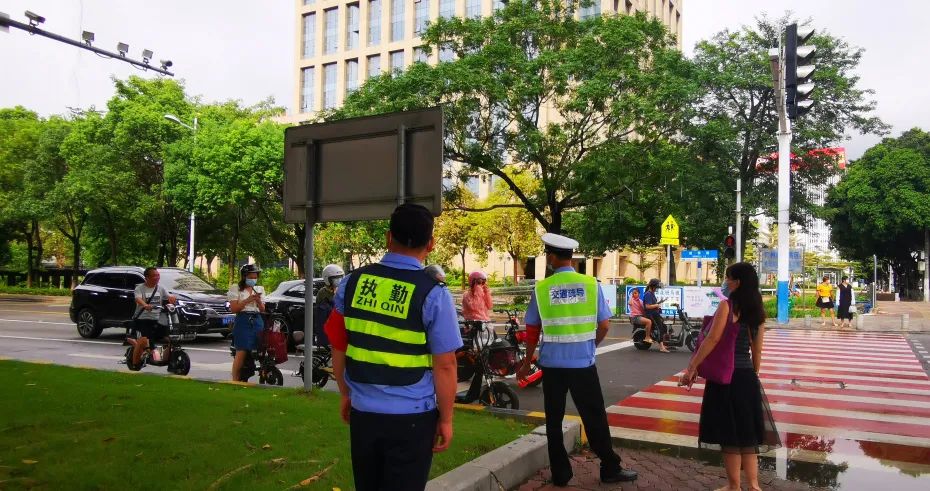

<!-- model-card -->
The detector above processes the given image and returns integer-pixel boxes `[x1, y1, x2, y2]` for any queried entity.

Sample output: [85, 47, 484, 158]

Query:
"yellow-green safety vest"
[534, 271, 598, 343]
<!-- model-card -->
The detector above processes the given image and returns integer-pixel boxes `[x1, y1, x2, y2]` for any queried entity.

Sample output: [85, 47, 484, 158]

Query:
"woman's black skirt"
[815, 298, 834, 309]
[699, 368, 781, 454]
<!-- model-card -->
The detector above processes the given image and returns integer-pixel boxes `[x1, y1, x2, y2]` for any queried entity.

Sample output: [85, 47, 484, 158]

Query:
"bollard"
[856, 312, 864, 330]
[902, 313, 909, 330]
[804, 315, 811, 328]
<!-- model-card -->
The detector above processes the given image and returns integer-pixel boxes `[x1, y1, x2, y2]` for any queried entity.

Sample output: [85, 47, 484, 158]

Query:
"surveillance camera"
[160, 59, 173, 68]
[142, 49, 154, 63]
[82, 31, 95, 44]
[24, 10, 45, 25]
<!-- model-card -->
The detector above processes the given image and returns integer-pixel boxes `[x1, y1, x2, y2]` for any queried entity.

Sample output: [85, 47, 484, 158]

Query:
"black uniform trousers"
[540, 364, 622, 484]
[349, 408, 438, 491]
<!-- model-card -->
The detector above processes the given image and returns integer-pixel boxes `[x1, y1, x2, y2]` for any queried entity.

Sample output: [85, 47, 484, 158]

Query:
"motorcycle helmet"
[239, 263, 262, 277]
[469, 271, 488, 285]
[647, 278, 662, 290]
[322, 264, 345, 287]
[424, 264, 446, 282]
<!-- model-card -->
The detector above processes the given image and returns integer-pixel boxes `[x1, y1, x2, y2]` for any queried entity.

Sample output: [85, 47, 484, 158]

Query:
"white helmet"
[322, 264, 345, 287]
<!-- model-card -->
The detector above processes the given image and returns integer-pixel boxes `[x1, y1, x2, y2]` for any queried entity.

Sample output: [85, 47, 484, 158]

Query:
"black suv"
[70, 266, 233, 339]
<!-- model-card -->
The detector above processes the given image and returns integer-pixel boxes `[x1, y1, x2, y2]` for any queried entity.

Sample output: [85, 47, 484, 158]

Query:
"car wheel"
[76, 308, 103, 339]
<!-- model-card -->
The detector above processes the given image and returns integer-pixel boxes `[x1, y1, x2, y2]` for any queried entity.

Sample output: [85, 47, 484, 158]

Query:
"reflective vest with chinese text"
[342, 263, 437, 386]
[534, 271, 598, 344]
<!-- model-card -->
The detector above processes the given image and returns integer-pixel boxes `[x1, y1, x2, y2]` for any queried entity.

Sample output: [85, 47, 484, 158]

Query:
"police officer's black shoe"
[601, 468, 638, 483]
[552, 472, 572, 487]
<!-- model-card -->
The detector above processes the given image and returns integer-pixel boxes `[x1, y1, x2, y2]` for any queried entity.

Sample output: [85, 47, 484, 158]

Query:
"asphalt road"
[0, 296, 694, 414]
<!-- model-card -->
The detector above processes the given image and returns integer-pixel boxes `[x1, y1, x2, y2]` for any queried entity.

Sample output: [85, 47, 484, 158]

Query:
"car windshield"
[158, 269, 217, 292]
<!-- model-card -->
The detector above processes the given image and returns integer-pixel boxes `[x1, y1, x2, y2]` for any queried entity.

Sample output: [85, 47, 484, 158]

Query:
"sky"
[2, 1, 927, 160]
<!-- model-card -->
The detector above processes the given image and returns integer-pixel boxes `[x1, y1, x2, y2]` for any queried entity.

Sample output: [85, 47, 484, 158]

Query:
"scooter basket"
[260, 330, 288, 365]
[487, 344, 518, 377]
[169, 326, 198, 342]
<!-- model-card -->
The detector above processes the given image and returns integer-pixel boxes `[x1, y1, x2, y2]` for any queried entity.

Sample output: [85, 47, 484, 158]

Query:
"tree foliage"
[825, 128, 930, 293]
[337, 0, 697, 239]
[690, 13, 887, 250]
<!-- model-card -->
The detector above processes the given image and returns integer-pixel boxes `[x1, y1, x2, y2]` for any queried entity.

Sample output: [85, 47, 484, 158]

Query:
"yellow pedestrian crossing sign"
[660, 215, 679, 246]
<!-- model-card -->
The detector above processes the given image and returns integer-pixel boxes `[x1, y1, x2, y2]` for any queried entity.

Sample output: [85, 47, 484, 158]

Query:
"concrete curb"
[426, 419, 581, 491]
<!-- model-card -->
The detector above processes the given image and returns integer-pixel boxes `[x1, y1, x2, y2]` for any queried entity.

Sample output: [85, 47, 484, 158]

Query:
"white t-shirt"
[227, 284, 265, 313]
[134, 284, 169, 321]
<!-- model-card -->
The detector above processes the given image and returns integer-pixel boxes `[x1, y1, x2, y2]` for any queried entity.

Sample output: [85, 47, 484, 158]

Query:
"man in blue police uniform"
[517, 233, 638, 486]
[324, 203, 462, 491]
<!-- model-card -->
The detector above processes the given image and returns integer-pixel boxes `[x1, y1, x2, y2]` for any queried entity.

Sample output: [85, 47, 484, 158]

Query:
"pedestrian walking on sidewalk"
[517, 233, 638, 487]
[324, 203, 462, 491]
[837, 276, 855, 328]
[680, 262, 781, 491]
[816, 276, 837, 327]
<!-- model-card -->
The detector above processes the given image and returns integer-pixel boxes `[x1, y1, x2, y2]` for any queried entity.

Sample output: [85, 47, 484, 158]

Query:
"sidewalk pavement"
[515, 448, 826, 491]
[0, 294, 70, 305]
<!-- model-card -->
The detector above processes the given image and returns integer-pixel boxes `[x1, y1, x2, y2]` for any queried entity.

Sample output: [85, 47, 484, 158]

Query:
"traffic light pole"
[770, 43, 792, 325]
[735, 179, 743, 262]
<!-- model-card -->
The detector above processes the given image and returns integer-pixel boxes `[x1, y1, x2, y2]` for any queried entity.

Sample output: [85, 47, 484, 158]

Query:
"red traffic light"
[724, 235, 736, 248]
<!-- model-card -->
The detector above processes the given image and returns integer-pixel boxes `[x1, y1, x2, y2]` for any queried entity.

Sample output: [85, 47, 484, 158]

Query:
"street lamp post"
[164, 114, 198, 272]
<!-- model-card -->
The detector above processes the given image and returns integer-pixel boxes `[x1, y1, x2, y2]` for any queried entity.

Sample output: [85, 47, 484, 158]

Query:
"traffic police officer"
[324, 203, 462, 491]
[517, 233, 638, 486]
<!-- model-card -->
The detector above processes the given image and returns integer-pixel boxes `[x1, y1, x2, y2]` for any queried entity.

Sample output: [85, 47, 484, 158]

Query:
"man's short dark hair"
[390, 203, 434, 249]
[546, 247, 572, 260]
[842, 276, 848, 281]
[143, 267, 158, 278]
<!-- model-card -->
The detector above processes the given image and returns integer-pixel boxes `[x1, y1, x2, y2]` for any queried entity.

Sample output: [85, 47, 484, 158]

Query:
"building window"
[391, 0, 405, 42]
[368, 0, 381, 46]
[466, 0, 481, 18]
[580, 2, 601, 20]
[390, 50, 405, 75]
[323, 63, 337, 109]
[346, 3, 360, 50]
[346, 59, 359, 94]
[302, 13, 316, 58]
[439, 0, 455, 19]
[303, 0, 315, 5]
[439, 44, 454, 62]
[625, 0, 635, 15]
[324, 8, 338, 54]
[367, 54, 381, 79]
[413, 46, 429, 64]
[300, 66, 315, 112]
[493, 0, 507, 12]
[414, 0, 429, 35]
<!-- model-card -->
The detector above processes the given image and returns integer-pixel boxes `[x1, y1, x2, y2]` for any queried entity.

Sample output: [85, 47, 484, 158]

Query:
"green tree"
[825, 129, 930, 296]
[470, 173, 541, 283]
[336, 1, 697, 237]
[433, 188, 478, 289]
[690, 13, 888, 251]
[0, 107, 45, 284]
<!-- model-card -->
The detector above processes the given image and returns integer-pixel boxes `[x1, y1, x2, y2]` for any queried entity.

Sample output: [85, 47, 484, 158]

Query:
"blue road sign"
[681, 249, 719, 261]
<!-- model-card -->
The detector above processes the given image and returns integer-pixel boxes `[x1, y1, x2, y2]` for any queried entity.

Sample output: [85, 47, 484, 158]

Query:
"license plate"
[222, 315, 235, 326]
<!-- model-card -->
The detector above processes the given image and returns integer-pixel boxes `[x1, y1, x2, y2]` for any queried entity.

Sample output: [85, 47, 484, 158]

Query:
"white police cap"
[541, 233, 579, 253]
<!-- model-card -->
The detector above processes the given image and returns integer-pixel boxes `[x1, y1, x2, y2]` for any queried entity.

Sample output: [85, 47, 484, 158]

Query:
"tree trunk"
[460, 248, 467, 290]
[669, 247, 677, 285]
[295, 223, 305, 278]
[924, 228, 929, 303]
[24, 225, 34, 288]
[229, 207, 241, 286]
[33, 220, 43, 281]
[71, 235, 81, 288]
[510, 253, 519, 284]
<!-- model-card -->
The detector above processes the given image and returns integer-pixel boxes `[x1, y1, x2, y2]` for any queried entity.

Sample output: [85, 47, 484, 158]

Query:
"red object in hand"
[518, 369, 543, 388]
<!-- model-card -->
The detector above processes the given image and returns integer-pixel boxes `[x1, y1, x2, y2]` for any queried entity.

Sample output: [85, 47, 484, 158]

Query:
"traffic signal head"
[723, 235, 736, 259]
[785, 23, 816, 119]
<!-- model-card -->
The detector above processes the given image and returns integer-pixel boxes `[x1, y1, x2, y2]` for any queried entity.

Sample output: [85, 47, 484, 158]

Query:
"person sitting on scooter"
[643, 279, 670, 353]
[628, 288, 653, 340]
[132, 267, 177, 367]
[314, 264, 345, 348]
[229, 264, 265, 381]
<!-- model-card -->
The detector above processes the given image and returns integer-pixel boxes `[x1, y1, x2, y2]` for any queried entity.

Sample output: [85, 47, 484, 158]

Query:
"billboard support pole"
[397, 124, 407, 205]
[302, 141, 317, 393]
